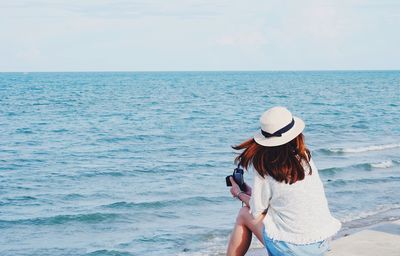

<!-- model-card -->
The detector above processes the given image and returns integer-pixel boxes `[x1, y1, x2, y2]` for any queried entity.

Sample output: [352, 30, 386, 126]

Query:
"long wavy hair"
[232, 133, 311, 184]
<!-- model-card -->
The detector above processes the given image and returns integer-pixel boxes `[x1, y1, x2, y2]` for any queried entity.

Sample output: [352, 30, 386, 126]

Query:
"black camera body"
[226, 165, 246, 191]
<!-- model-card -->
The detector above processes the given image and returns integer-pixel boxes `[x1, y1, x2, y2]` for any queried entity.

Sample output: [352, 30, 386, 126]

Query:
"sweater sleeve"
[249, 171, 271, 218]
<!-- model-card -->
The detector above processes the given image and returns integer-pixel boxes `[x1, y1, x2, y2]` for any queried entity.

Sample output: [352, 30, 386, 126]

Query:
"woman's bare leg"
[226, 206, 265, 256]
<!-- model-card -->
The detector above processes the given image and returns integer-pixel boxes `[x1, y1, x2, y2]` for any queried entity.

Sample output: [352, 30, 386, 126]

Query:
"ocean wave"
[79, 171, 127, 178]
[326, 176, 400, 187]
[62, 193, 85, 200]
[319, 167, 343, 174]
[15, 128, 34, 134]
[340, 204, 400, 223]
[319, 160, 398, 174]
[319, 143, 400, 154]
[364, 160, 399, 169]
[370, 160, 395, 168]
[0, 196, 38, 206]
[85, 250, 134, 256]
[0, 213, 119, 227]
[51, 128, 69, 133]
[102, 196, 229, 210]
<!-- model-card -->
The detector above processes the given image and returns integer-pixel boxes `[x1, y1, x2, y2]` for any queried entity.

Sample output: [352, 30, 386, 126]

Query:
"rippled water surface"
[0, 71, 399, 255]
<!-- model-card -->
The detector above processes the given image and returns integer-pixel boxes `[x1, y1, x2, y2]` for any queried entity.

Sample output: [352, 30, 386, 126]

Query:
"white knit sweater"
[249, 158, 341, 244]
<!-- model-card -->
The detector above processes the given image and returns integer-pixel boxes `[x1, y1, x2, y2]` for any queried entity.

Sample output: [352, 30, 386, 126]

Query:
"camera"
[226, 165, 246, 191]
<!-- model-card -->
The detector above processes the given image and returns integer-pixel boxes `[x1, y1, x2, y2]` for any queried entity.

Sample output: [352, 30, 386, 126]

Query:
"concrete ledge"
[246, 220, 400, 256]
[326, 220, 400, 256]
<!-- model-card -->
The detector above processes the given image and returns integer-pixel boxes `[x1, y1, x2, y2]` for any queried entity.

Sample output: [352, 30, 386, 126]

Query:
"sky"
[1, 0, 400, 71]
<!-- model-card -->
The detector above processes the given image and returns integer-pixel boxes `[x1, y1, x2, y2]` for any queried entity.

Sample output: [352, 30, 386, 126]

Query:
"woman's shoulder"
[301, 155, 318, 174]
[253, 169, 269, 182]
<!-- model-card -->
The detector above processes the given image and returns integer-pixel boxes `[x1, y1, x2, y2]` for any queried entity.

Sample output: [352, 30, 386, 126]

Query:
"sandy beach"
[246, 220, 400, 256]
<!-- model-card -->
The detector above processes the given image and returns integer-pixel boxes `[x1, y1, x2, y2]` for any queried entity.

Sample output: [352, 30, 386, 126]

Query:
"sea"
[0, 71, 399, 256]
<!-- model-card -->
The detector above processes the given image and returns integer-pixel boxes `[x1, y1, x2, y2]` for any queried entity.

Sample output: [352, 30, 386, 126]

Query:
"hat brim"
[253, 116, 305, 147]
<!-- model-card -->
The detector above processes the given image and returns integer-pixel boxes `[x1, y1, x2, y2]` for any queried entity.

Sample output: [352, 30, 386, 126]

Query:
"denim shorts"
[262, 227, 330, 256]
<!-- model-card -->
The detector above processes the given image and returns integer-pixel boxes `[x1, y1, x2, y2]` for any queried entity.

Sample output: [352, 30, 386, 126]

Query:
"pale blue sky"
[1, 0, 400, 71]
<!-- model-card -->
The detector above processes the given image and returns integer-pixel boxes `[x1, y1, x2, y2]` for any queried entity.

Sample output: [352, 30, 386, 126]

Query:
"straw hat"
[254, 106, 305, 147]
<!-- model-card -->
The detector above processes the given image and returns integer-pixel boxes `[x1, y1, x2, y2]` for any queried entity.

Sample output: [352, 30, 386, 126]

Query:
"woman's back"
[253, 158, 341, 244]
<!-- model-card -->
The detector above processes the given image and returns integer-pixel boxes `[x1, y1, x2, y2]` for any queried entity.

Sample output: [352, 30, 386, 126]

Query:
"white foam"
[177, 235, 227, 256]
[177, 252, 213, 256]
[331, 143, 400, 153]
[340, 204, 400, 223]
[177, 232, 264, 256]
[371, 160, 395, 168]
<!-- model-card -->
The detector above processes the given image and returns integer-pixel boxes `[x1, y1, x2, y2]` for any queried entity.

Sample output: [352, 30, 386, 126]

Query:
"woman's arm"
[229, 177, 251, 207]
[249, 171, 271, 218]
[237, 192, 250, 207]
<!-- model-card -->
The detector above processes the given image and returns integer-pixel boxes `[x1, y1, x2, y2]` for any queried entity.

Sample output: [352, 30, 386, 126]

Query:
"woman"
[227, 106, 341, 256]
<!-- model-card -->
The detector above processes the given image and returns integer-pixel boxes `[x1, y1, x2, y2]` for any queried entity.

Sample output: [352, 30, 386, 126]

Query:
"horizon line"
[1, 68, 400, 73]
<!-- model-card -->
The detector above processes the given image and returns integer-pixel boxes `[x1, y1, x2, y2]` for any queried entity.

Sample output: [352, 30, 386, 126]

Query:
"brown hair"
[232, 133, 311, 184]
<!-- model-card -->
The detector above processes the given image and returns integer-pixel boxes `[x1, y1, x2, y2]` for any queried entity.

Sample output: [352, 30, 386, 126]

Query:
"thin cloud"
[0, 0, 229, 19]
[216, 31, 268, 46]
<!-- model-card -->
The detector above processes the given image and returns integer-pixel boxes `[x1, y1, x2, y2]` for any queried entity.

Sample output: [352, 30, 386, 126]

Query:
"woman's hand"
[229, 177, 252, 197]
[229, 177, 241, 198]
